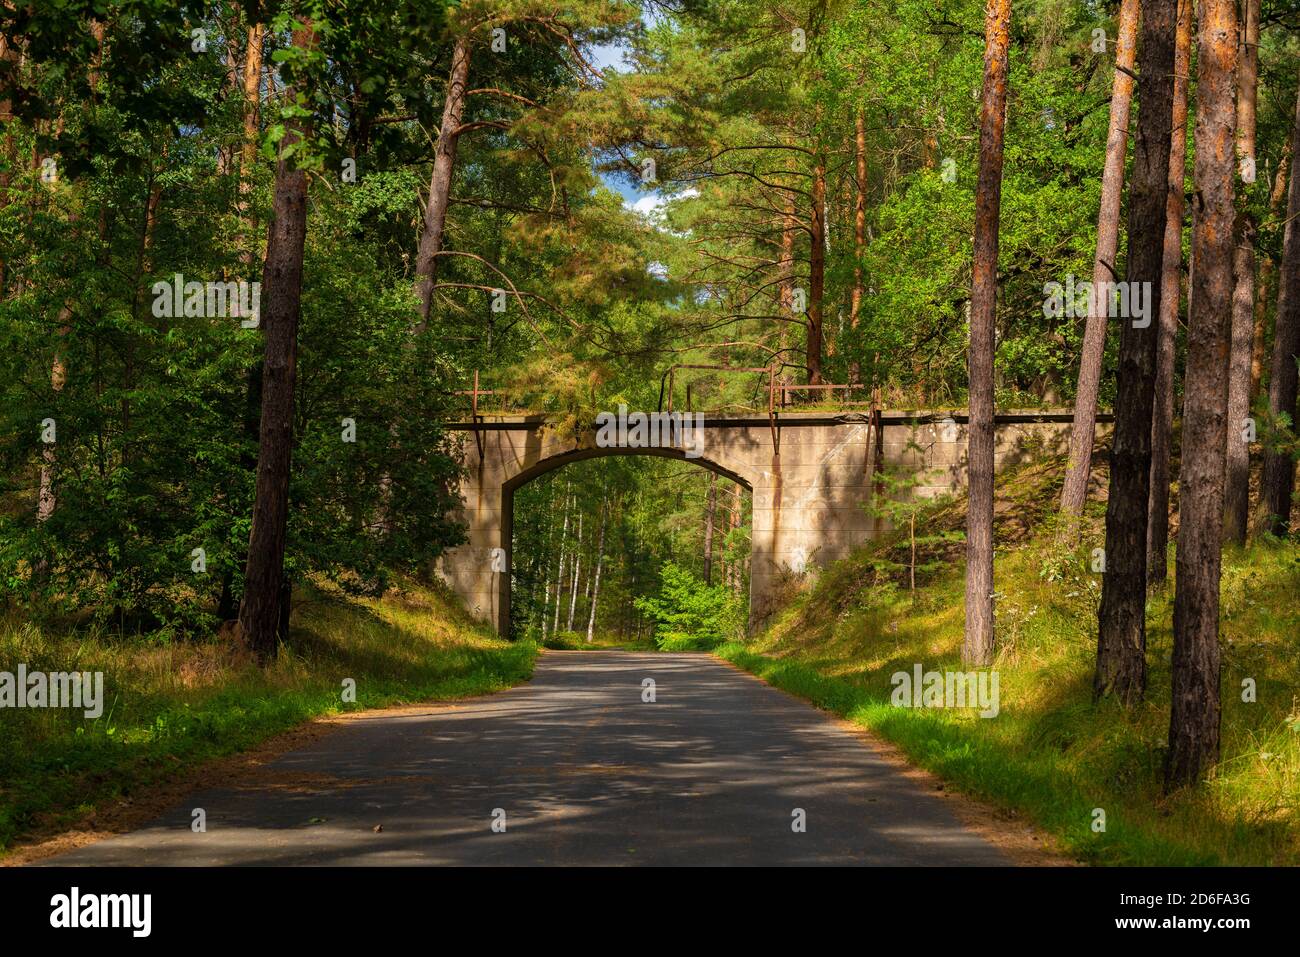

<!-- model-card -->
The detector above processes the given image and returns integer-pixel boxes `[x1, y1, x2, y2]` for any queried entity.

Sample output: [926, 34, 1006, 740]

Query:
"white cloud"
[625, 188, 700, 224]
[631, 194, 666, 217]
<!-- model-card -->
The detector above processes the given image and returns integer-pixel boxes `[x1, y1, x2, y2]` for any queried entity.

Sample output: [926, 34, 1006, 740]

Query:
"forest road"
[41, 651, 1011, 866]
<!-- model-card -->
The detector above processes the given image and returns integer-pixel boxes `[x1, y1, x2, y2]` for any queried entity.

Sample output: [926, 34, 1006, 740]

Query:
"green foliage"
[634, 561, 744, 650]
[511, 456, 750, 643]
[0, 125, 465, 629]
[863, 440, 964, 589]
[732, 461, 1300, 866]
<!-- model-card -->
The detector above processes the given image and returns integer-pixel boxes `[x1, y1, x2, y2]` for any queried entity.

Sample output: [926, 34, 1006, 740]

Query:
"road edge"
[710, 651, 1077, 867]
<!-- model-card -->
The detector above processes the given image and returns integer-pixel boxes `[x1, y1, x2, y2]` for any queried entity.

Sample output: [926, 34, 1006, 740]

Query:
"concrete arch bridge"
[437, 410, 1078, 635]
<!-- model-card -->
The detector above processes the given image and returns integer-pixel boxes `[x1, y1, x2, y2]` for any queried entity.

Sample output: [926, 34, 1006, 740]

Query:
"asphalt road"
[43, 651, 1009, 866]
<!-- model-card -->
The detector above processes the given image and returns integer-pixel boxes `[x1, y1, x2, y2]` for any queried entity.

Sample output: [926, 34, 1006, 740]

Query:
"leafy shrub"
[634, 562, 744, 651]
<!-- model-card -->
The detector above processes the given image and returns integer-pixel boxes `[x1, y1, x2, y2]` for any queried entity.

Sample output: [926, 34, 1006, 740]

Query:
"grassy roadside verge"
[718, 466, 1299, 866]
[0, 578, 537, 856]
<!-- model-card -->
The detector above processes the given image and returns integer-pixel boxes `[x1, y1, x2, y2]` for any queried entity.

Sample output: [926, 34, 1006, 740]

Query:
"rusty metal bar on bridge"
[777, 381, 862, 408]
[452, 369, 498, 458]
[657, 363, 771, 413]
[767, 366, 779, 456]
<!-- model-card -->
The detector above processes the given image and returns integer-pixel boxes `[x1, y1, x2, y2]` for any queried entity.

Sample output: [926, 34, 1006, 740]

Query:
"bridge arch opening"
[503, 450, 752, 644]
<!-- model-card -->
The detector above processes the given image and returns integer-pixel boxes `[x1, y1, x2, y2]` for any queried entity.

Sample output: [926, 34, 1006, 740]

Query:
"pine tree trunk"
[237, 19, 316, 662]
[1253, 130, 1289, 398]
[1167, 0, 1237, 790]
[567, 512, 582, 632]
[238, 22, 264, 271]
[1223, 0, 1260, 544]
[1061, 0, 1140, 519]
[586, 501, 608, 643]
[963, 0, 1010, 667]
[703, 472, 716, 584]
[552, 488, 570, 635]
[1094, 0, 1177, 705]
[1259, 73, 1300, 536]
[1148, 0, 1193, 583]
[849, 113, 867, 384]
[780, 191, 796, 314]
[807, 153, 827, 385]
[0, 34, 19, 292]
[229, 20, 265, 615]
[540, 569, 551, 640]
[729, 482, 742, 595]
[36, 307, 71, 534]
[414, 34, 471, 328]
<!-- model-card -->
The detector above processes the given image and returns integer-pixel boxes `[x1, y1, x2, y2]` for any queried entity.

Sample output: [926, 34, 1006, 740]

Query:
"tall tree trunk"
[227, 20, 266, 620]
[36, 305, 71, 527]
[1094, 0, 1177, 704]
[1167, 0, 1237, 790]
[414, 34, 471, 329]
[1148, 0, 1193, 582]
[807, 153, 827, 385]
[779, 188, 796, 357]
[567, 512, 583, 631]
[1252, 151, 1292, 399]
[586, 500, 608, 643]
[1258, 74, 1300, 536]
[703, 471, 716, 584]
[552, 487, 571, 634]
[729, 481, 742, 595]
[237, 19, 317, 662]
[540, 568, 551, 640]
[0, 33, 20, 293]
[1061, 0, 1141, 519]
[539, 484, 556, 638]
[237, 22, 265, 271]
[849, 113, 867, 384]
[33, 26, 105, 537]
[37, 203, 94, 542]
[1223, 0, 1260, 544]
[963, 0, 1011, 668]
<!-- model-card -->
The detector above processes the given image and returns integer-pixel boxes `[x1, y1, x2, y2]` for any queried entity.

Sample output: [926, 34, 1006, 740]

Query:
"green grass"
[0, 577, 537, 855]
[539, 629, 657, 651]
[722, 463, 1300, 866]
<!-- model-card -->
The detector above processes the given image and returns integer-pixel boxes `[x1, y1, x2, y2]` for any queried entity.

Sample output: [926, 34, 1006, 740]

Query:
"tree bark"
[962, 0, 1010, 667]
[1258, 73, 1300, 536]
[540, 567, 551, 640]
[238, 22, 265, 271]
[227, 20, 266, 618]
[1251, 147, 1293, 405]
[703, 471, 716, 584]
[1094, 0, 1177, 705]
[0, 33, 20, 292]
[414, 34, 471, 329]
[36, 306, 71, 526]
[237, 19, 317, 662]
[1061, 0, 1140, 519]
[586, 500, 608, 643]
[807, 152, 827, 385]
[1223, 0, 1260, 544]
[567, 512, 582, 631]
[850, 113, 867, 384]
[552, 487, 571, 634]
[729, 481, 742, 595]
[774, 188, 795, 356]
[1147, 0, 1193, 582]
[1167, 0, 1236, 790]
